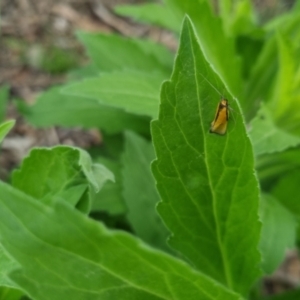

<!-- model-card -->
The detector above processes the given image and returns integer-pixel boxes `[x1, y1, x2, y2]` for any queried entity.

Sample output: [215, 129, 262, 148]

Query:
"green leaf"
[0, 244, 18, 288]
[92, 157, 126, 215]
[0, 120, 15, 144]
[256, 148, 300, 188]
[67, 64, 100, 80]
[219, 0, 258, 36]
[0, 286, 24, 300]
[249, 104, 300, 156]
[0, 182, 242, 300]
[22, 86, 150, 135]
[121, 131, 169, 251]
[165, 0, 242, 98]
[269, 32, 300, 135]
[64, 71, 162, 118]
[114, 3, 180, 32]
[244, 13, 300, 120]
[12, 146, 114, 213]
[231, 1, 257, 36]
[222, 1, 264, 80]
[0, 86, 9, 123]
[77, 32, 172, 76]
[259, 194, 297, 274]
[78, 148, 114, 193]
[271, 168, 300, 217]
[151, 17, 261, 295]
[236, 35, 264, 79]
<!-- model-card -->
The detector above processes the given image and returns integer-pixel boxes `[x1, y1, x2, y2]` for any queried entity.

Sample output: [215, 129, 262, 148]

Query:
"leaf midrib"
[187, 23, 233, 289]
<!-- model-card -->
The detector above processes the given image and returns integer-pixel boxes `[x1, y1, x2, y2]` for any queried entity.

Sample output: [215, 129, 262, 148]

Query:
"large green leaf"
[121, 131, 169, 251]
[249, 104, 300, 156]
[22, 86, 150, 135]
[0, 181, 242, 300]
[12, 146, 114, 213]
[77, 32, 173, 76]
[151, 17, 261, 295]
[64, 71, 162, 118]
[165, 0, 242, 98]
[259, 194, 297, 274]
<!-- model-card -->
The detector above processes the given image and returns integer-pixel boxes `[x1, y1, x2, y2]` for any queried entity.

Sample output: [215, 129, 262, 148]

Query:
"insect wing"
[210, 99, 229, 135]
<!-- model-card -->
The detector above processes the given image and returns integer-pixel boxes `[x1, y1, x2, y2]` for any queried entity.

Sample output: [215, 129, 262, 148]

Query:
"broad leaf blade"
[121, 131, 169, 251]
[0, 182, 242, 300]
[151, 17, 261, 295]
[64, 71, 162, 118]
[22, 86, 150, 135]
[12, 146, 113, 213]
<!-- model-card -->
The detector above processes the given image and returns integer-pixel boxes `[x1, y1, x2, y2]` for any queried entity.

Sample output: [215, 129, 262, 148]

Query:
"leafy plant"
[1, 0, 300, 299]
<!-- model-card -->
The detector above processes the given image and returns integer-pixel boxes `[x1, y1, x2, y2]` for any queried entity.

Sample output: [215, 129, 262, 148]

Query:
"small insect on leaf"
[210, 99, 229, 135]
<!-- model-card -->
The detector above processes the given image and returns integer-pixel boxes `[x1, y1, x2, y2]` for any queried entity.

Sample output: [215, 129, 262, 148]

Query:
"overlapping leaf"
[152, 17, 260, 295]
[12, 146, 114, 213]
[64, 71, 162, 118]
[92, 157, 126, 215]
[121, 131, 169, 251]
[0, 181, 242, 300]
[23, 86, 150, 135]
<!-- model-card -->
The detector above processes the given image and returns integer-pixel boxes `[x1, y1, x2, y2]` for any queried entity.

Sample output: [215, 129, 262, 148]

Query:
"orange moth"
[209, 98, 229, 135]
[197, 72, 232, 135]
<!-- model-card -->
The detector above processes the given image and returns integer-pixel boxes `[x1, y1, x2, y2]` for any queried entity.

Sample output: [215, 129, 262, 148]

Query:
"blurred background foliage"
[1, 0, 300, 299]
